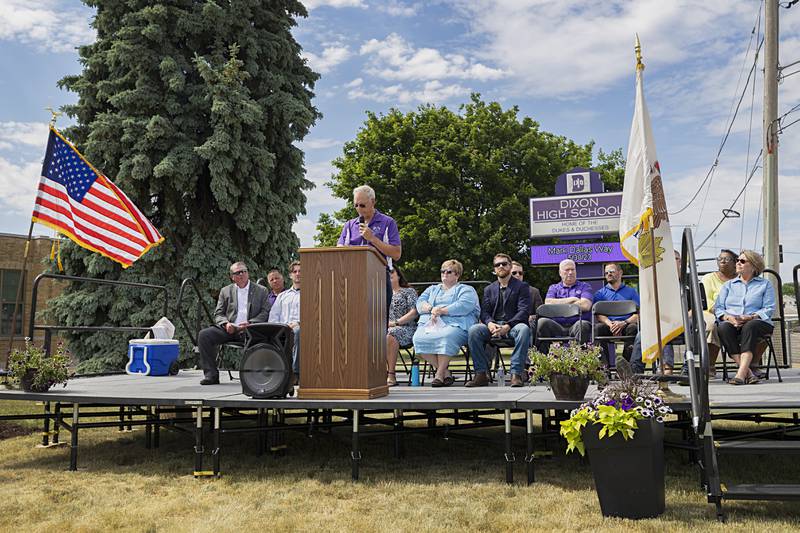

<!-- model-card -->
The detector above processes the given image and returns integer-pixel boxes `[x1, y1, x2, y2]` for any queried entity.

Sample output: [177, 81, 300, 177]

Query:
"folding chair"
[721, 329, 781, 382]
[591, 300, 639, 365]
[535, 303, 584, 346]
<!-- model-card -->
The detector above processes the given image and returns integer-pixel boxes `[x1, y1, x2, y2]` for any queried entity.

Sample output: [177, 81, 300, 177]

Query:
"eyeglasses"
[737, 258, 749, 264]
[493, 261, 509, 268]
[231, 270, 248, 276]
[511, 271, 523, 276]
[717, 257, 734, 263]
[440, 269, 455, 275]
[354, 202, 368, 208]
[604, 270, 617, 275]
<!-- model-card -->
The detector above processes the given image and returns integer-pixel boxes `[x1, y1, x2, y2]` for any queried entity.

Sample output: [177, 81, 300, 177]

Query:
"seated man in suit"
[197, 261, 271, 385]
[466, 253, 531, 387]
[536, 259, 593, 354]
[269, 260, 301, 384]
[593, 262, 640, 366]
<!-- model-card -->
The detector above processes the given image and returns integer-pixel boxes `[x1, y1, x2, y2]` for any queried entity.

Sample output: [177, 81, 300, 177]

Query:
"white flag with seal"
[619, 50, 684, 364]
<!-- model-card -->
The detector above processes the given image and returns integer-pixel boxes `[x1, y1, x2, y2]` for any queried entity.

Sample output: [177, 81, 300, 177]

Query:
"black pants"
[717, 319, 773, 356]
[197, 325, 269, 379]
[536, 318, 592, 354]
[593, 322, 638, 366]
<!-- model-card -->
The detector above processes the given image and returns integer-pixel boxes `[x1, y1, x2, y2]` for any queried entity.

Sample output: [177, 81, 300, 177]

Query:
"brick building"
[0, 232, 64, 358]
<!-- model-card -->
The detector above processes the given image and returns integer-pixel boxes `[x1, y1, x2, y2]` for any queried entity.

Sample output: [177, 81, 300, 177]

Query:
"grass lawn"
[1, 399, 799, 532]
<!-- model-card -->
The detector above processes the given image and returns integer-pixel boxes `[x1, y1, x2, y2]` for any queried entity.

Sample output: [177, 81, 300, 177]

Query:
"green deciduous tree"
[49, 0, 319, 371]
[316, 94, 623, 290]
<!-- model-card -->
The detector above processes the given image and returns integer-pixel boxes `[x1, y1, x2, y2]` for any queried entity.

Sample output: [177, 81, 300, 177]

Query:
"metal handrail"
[176, 278, 215, 347]
[28, 273, 169, 355]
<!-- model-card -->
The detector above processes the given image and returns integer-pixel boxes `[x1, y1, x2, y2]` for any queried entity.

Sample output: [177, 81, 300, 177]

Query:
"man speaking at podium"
[337, 185, 402, 317]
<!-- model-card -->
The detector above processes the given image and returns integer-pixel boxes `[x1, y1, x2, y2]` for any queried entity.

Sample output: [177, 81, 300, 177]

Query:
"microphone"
[358, 216, 365, 224]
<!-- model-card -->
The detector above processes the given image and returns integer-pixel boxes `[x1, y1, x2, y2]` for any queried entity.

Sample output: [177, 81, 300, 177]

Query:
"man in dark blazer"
[466, 253, 532, 387]
[197, 261, 271, 385]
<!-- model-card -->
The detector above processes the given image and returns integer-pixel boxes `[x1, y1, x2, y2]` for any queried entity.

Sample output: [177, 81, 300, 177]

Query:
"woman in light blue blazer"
[413, 259, 480, 387]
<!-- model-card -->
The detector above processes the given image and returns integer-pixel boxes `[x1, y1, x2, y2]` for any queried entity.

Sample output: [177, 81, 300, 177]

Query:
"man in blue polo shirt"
[593, 262, 640, 365]
[337, 185, 401, 316]
[536, 259, 593, 354]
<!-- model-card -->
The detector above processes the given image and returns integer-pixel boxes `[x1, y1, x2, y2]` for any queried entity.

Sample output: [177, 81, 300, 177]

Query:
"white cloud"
[360, 33, 505, 82]
[303, 160, 345, 211]
[377, 1, 418, 17]
[0, 0, 93, 53]
[303, 45, 351, 74]
[0, 156, 40, 214]
[299, 138, 342, 150]
[304, 0, 366, 9]
[292, 218, 318, 248]
[348, 80, 469, 104]
[345, 77, 363, 88]
[0, 121, 50, 150]
[453, 0, 755, 99]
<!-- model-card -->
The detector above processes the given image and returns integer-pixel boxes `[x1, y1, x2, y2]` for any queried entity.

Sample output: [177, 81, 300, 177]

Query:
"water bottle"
[411, 362, 420, 387]
[496, 367, 506, 387]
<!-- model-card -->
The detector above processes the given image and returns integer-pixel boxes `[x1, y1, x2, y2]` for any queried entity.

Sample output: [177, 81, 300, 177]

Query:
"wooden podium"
[298, 246, 389, 399]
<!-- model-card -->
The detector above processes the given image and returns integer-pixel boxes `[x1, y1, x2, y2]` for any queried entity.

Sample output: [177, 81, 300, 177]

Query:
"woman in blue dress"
[413, 259, 480, 387]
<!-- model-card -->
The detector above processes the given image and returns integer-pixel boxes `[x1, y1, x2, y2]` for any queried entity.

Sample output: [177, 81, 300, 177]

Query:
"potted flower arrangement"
[8, 339, 71, 393]
[559, 358, 672, 519]
[528, 342, 605, 401]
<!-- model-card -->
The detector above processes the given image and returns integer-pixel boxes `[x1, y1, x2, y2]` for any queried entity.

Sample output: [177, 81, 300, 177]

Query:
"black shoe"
[200, 377, 220, 385]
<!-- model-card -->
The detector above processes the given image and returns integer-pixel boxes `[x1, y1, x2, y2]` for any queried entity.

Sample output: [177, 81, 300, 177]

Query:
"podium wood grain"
[298, 246, 389, 399]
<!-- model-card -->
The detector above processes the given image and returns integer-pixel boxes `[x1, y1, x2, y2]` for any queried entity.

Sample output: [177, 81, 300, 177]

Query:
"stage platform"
[1, 369, 799, 481]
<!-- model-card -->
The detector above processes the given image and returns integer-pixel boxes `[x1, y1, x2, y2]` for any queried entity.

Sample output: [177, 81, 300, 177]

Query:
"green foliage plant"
[560, 365, 672, 456]
[528, 342, 606, 383]
[8, 339, 72, 391]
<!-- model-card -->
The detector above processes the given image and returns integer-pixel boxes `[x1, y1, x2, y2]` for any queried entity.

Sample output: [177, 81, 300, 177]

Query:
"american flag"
[32, 128, 164, 268]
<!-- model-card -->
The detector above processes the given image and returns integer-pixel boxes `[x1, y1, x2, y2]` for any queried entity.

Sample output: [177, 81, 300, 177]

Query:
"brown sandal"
[728, 377, 746, 385]
[387, 371, 397, 387]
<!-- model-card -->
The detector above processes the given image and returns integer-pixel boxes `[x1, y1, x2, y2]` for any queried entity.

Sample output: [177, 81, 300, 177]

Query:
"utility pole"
[763, 0, 779, 274]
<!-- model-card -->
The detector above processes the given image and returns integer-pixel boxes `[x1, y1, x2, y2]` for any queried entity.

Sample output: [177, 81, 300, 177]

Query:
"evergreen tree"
[316, 94, 622, 290]
[50, 0, 319, 372]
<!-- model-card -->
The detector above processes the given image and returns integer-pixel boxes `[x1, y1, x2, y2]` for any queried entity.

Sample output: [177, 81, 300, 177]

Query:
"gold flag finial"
[45, 106, 62, 127]
[635, 34, 645, 72]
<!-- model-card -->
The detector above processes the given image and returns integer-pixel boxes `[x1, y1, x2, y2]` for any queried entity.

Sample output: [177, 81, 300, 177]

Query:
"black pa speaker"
[240, 323, 294, 399]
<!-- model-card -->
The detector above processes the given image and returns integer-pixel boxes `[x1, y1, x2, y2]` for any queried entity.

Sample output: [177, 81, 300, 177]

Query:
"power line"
[670, 33, 764, 215]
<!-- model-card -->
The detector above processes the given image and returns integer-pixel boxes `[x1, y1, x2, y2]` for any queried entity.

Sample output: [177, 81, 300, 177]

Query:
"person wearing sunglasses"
[592, 262, 640, 366]
[466, 254, 532, 387]
[412, 260, 480, 387]
[714, 250, 776, 385]
[510, 261, 543, 331]
[197, 261, 271, 385]
[700, 249, 737, 376]
[337, 185, 402, 317]
[536, 259, 594, 354]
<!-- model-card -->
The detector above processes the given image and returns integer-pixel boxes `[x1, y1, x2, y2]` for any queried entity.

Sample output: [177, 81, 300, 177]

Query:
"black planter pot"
[583, 418, 665, 519]
[19, 369, 52, 393]
[549, 373, 590, 401]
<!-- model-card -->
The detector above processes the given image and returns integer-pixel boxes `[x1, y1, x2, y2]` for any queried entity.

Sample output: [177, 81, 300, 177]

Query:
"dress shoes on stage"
[200, 376, 220, 385]
[510, 374, 524, 387]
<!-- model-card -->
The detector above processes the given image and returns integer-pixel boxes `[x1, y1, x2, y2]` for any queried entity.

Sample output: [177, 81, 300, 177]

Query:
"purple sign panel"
[529, 192, 623, 237]
[530, 241, 627, 265]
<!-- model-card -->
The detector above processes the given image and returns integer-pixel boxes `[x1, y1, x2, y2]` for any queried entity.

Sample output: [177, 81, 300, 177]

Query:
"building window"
[1, 269, 24, 336]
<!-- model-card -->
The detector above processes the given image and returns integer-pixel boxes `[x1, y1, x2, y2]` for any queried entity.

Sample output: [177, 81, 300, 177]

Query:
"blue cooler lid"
[129, 339, 180, 345]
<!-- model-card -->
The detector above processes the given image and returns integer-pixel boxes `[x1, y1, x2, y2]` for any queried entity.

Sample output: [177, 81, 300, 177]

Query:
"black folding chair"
[591, 300, 639, 364]
[535, 303, 584, 345]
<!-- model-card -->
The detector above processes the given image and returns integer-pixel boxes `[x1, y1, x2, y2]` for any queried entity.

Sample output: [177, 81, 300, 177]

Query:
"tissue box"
[126, 339, 180, 376]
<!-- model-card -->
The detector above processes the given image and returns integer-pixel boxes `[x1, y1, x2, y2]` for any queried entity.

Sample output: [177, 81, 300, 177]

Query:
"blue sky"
[1, 0, 800, 279]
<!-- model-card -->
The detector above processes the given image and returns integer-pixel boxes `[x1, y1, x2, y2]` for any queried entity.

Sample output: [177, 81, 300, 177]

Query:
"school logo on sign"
[567, 172, 589, 194]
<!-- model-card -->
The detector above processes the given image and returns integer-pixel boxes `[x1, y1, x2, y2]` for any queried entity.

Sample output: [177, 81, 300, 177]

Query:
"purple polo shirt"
[546, 280, 594, 325]
[337, 209, 401, 266]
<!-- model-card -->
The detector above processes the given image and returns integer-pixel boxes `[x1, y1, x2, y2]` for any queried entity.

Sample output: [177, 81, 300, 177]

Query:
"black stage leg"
[257, 408, 265, 456]
[118, 406, 125, 432]
[53, 402, 61, 445]
[41, 401, 51, 447]
[351, 409, 361, 481]
[145, 406, 152, 449]
[525, 410, 535, 485]
[153, 406, 160, 448]
[504, 409, 515, 484]
[127, 406, 133, 431]
[193, 406, 206, 477]
[213, 407, 221, 477]
[393, 409, 404, 459]
[69, 403, 79, 471]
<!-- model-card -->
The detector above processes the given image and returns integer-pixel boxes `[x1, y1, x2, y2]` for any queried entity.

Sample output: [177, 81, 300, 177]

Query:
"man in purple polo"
[337, 185, 402, 315]
[536, 259, 593, 353]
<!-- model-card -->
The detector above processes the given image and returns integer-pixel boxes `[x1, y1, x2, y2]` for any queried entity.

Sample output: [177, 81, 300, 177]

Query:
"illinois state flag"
[619, 56, 684, 363]
[32, 128, 164, 268]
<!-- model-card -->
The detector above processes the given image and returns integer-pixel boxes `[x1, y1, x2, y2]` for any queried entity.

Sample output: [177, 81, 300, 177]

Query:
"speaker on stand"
[240, 323, 294, 399]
